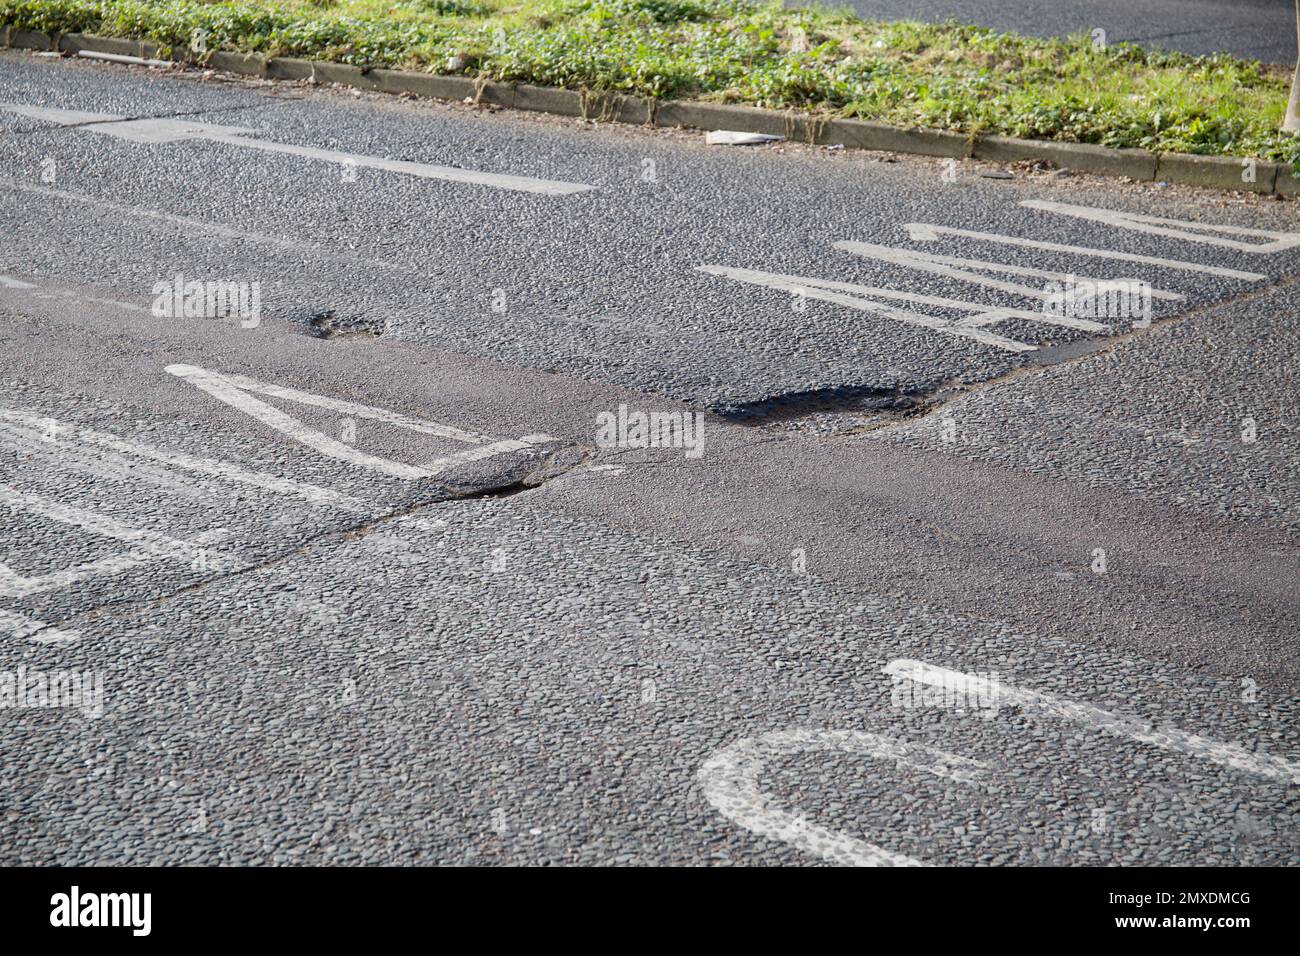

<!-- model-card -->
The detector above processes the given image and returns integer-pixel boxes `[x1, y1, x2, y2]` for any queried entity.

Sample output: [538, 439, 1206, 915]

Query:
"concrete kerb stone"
[1156, 151, 1279, 194]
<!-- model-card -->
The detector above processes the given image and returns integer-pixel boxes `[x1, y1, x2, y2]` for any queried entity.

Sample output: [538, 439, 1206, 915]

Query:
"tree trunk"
[1288, 64, 1300, 132]
[1289, 2, 1300, 132]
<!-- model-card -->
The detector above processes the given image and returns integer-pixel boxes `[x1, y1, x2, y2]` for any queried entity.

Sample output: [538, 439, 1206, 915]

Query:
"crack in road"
[13, 440, 597, 639]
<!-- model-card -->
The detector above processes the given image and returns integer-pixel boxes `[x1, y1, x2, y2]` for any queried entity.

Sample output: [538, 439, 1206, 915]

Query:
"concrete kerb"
[973, 136, 1158, 180]
[1155, 151, 1280, 194]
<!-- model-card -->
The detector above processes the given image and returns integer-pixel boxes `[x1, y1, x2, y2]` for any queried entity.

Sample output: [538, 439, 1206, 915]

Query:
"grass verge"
[4, 0, 1298, 166]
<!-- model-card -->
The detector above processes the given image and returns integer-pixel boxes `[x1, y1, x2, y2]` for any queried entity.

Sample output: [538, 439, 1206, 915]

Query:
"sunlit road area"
[1, 50, 1297, 868]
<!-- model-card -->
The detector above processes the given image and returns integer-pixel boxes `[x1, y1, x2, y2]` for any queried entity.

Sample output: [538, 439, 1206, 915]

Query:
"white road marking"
[703, 263, 1117, 334]
[701, 265, 1040, 351]
[0, 104, 595, 196]
[0, 608, 81, 645]
[1021, 200, 1300, 254]
[698, 728, 987, 866]
[835, 241, 1184, 302]
[0, 278, 150, 314]
[166, 364, 556, 479]
[0, 406, 366, 512]
[700, 192, 1287, 353]
[701, 660, 1295, 864]
[0, 418, 215, 498]
[0, 553, 155, 599]
[0, 103, 118, 126]
[0, 179, 406, 274]
[886, 660, 1299, 785]
[168, 366, 430, 480]
[0, 484, 232, 571]
[420, 437, 554, 473]
[906, 223, 1268, 281]
[0, 530, 228, 599]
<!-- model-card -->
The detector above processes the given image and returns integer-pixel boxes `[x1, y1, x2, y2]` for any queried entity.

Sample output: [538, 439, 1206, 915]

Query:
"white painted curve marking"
[698, 728, 988, 866]
[0, 104, 594, 196]
[700, 661, 1296, 864]
[166, 364, 556, 479]
[1020, 200, 1300, 254]
[886, 660, 1299, 785]
[905, 223, 1268, 282]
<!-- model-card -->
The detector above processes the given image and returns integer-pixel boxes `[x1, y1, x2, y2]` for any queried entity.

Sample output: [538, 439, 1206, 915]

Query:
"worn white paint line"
[906, 222, 1268, 282]
[699, 728, 987, 866]
[0, 104, 595, 196]
[203, 132, 596, 197]
[0, 102, 119, 126]
[0, 608, 81, 645]
[885, 660, 1299, 785]
[0, 529, 226, 600]
[0, 179, 404, 274]
[420, 436, 554, 475]
[0, 484, 231, 570]
[0, 419, 212, 498]
[166, 365, 432, 480]
[0, 553, 153, 599]
[699, 265, 1038, 351]
[167, 365, 492, 444]
[167, 364, 557, 479]
[836, 241, 1185, 301]
[1020, 200, 1300, 255]
[84, 295, 150, 313]
[703, 264, 1113, 333]
[0, 406, 365, 512]
[0, 275, 37, 289]
[7, 284, 149, 316]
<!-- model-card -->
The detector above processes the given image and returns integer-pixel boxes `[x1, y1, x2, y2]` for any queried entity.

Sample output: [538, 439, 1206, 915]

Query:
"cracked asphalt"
[0, 51, 1297, 867]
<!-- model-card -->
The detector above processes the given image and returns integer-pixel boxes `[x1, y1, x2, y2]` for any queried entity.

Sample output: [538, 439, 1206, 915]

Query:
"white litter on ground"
[705, 130, 785, 146]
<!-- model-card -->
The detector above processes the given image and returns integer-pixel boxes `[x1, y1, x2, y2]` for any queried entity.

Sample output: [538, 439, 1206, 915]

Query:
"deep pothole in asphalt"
[303, 310, 387, 339]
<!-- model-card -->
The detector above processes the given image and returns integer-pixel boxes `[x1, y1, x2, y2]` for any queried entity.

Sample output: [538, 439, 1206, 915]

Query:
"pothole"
[717, 385, 929, 426]
[304, 310, 387, 339]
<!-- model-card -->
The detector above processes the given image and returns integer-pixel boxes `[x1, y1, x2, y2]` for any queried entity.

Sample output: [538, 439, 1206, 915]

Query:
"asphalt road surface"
[0, 52, 1297, 866]
[835, 0, 1299, 63]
